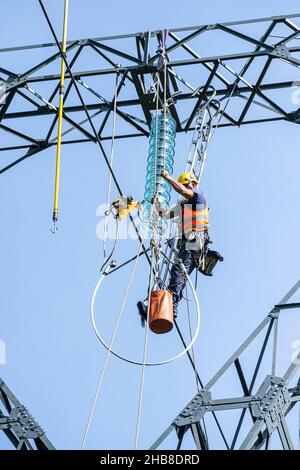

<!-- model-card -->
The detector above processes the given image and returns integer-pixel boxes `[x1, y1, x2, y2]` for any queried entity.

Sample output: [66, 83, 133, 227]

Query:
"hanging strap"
[157, 29, 169, 69]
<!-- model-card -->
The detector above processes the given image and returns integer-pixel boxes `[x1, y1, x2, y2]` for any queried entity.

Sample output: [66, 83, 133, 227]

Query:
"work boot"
[137, 301, 148, 327]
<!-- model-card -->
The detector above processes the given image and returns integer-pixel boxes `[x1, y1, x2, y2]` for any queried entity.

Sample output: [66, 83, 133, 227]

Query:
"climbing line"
[100, 216, 119, 273]
[81, 216, 151, 449]
[134, 247, 155, 450]
[185, 287, 200, 393]
[84, 154, 175, 445]
[103, 73, 120, 265]
[134, 64, 170, 441]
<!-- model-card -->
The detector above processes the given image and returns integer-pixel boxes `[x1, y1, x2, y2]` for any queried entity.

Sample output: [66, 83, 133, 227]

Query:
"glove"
[151, 195, 159, 205]
[161, 169, 169, 179]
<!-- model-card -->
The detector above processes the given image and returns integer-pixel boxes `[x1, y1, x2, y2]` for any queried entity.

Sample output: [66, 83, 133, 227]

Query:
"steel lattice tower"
[0, 378, 54, 450]
[151, 282, 300, 450]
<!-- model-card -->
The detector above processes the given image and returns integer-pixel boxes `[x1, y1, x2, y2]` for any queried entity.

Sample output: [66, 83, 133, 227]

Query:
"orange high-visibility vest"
[180, 203, 210, 234]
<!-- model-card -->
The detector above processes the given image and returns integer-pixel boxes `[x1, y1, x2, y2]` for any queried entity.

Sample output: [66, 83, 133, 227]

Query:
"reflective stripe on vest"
[180, 204, 210, 233]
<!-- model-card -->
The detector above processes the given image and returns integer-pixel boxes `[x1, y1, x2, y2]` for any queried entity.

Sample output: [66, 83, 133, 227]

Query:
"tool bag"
[149, 290, 174, 334]
[198, 249, 224, 276]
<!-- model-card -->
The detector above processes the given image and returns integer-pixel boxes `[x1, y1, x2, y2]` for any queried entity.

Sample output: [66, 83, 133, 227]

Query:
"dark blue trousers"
[168, 241, 202, 311]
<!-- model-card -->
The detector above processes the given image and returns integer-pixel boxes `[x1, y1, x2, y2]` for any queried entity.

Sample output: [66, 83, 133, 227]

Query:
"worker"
[155, 170, 210, 318]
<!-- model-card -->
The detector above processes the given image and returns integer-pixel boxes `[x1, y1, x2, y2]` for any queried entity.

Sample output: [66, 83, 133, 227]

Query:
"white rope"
[185, 286, 200, 393]
[81, 223, 148, 449]
[135, 57, 169, 449]
[91, 265, 201, 366]
[82, 117, 171, 445]
[298, 402, 300, 450]
[134, 247, 154, 450]
[83, 49, 207, 448]
[102, 73, 119, 264]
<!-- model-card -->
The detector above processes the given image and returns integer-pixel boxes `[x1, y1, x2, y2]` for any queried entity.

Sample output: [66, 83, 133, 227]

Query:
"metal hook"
[50, 222, 58, 234]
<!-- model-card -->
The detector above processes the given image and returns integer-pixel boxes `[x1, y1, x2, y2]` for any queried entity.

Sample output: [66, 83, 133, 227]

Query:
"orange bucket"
[149, 290, 174, 334]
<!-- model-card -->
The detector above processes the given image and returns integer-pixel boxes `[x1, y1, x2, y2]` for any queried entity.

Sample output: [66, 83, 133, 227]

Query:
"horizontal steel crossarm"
[3, 43, 300, 92]
[1, 79, 297, 122]
[88, 38, 142, 65]
[2, 13, 300, 55]
[274, 302, 300, 310]
[175, 395, 261, 427]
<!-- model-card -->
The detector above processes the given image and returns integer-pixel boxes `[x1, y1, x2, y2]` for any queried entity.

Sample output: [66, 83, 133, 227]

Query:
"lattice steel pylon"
[2, 7, 300, 450]
[0, 378, 55, 450]
[150, 281, 300, 450]
[2, 12, 300, 172]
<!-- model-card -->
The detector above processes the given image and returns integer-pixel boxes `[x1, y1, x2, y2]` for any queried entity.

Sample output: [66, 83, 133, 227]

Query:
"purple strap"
[157, 29, 169, 55]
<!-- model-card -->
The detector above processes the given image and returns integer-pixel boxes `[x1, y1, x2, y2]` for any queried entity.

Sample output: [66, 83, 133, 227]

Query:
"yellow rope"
[53, 0, 69, 228]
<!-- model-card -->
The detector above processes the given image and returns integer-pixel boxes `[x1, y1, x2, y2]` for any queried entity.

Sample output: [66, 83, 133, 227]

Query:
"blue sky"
[1, 0, 300, 450]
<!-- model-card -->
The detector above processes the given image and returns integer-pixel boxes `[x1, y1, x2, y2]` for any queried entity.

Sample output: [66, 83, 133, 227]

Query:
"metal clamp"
[174, 390, 212, 427]
[8, 406, 45, 439]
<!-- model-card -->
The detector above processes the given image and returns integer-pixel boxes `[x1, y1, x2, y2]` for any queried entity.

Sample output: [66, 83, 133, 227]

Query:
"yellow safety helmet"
[178, 172, 198, 186]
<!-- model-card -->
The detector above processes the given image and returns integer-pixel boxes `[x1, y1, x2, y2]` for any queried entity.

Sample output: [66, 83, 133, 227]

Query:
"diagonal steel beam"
[275, 28, 300, 46]
[169, 32, 230, 87]
[0, 123, 40, 145]
[149, 425, 175, 450]
[19, 41, 79, 80]
[284, 18, 300, 33]
[238, 56, 273, 124]
[131, 71, 152, 128]
[48, 44, 84, 103]
[184, 62, 219, 131]
[98, 72, 128, 137]
[89, 39, 142, 65]
[150, 26, 208, 63]
[277, 418, 294, 449]
[218, 24, 274, 51]
[233, 20, 277, 86]
[115, 108, 149, 136]
[205, 315, 272, 390]
[0, 145, 47, 174]
[0, 89, 16, 123]
[256, 90, 289, 118]
[230, 320, 274, 449]
[158, 68, 182, 131]
[46, 48, 87, 141]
